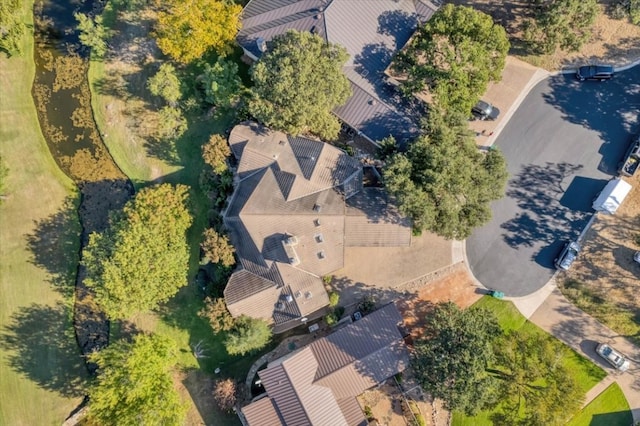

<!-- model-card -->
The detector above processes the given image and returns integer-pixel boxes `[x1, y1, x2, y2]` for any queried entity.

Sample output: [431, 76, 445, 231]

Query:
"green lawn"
[452, 297, 607, 426]
[567, 383, 632, 426]
[0, 5, 88, 424]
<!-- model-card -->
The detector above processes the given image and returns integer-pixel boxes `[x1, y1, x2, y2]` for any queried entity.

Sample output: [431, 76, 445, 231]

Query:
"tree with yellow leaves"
[154, 0, 242, 63]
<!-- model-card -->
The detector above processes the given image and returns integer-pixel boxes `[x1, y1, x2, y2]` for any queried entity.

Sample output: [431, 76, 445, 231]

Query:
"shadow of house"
[241, 302, 409, 426]
[223, 122, 411, 333]
[236, 0, 439, 145]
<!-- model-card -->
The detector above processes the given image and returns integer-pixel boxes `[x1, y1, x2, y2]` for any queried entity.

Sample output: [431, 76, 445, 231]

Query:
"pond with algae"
[32, 0, 133, 369]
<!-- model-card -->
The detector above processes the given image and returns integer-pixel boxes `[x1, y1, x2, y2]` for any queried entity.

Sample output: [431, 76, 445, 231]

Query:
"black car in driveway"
[471, 100, 500, 121]
[576, 65, 614, 81]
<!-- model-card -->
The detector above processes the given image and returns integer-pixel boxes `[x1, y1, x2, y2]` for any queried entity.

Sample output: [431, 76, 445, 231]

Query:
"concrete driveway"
[467, 65, 640, 296]
[529, 288, 640, 422]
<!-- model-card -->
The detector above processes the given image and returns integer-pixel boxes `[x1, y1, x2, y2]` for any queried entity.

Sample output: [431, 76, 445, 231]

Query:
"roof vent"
[276, 302, 284, 310]
[313, 203, 322, 213]
[315, 234, 324, 243]
[257, 37, 267, 53]
[305, 291, 312, 299]
[279, 140, 286, 145]
[285, 294, 293, 303]
[369, 98, 377, 106]
[317, 251, 325, 260]
[295, 291, 302, 299]
[314, 218, 321, 227]
[284, 235, 298, 246]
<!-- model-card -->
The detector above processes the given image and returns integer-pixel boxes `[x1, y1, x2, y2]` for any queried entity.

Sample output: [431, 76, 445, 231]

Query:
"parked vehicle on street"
[487, 289, 504, 299]
[554, 241, 580, 270]
[592, 178, 633, 215]
[634, 251, 640, 265]
[596, 343, 630, 371]
[576, 65, 614, 81]
[471, 100, 500, 121]
[619, 134, 640, 177]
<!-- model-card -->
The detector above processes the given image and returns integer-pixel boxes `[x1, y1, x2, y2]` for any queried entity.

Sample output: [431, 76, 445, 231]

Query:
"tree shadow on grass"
[0, 302, 88, 397]
[25, 196, 81, 298]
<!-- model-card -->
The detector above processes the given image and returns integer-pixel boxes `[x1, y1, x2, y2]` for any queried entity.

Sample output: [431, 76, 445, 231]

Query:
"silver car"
[554, 241, 580, 270]
[596, 343, 630, 372]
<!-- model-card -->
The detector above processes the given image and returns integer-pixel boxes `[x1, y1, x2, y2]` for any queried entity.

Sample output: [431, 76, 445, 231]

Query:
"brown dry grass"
[446, 0, 640, 70]
[561, 171, 640, 342]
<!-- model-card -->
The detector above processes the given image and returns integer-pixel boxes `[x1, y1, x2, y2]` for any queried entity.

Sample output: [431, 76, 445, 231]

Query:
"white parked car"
[634, 251, 640, 264]
[596, 343, 630, 372]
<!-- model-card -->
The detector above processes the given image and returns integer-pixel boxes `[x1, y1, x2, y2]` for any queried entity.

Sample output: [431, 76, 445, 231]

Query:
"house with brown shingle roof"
[242, 302, 410, 426]
[236, 0, 439, 146]
[223, 122, 411, 332]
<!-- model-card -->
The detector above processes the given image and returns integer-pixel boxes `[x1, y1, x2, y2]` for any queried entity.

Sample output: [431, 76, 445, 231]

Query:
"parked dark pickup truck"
[619, 135, 640, 177]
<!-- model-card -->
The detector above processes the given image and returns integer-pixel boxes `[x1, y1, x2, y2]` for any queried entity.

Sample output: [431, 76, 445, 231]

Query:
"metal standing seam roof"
[236, 0, 439, 143]
[243, 303, 409, 426]
[242, 396, 284, 426]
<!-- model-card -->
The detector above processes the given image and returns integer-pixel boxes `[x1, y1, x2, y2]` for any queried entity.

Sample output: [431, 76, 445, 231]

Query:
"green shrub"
[328, 291, 339, 307]
[325, 312, 338, 327]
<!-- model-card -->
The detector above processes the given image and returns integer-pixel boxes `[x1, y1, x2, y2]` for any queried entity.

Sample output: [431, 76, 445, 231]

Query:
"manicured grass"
[567, 383, 632, 426]
[452, 297, 608, 426]
[0, 5, 88, 424]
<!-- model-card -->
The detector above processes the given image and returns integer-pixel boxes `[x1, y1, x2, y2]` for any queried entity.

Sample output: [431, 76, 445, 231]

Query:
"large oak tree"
[88, 334, 186, 426]
[490, 332, 583, 425]
[413, 302, 502, 415]
[383, 109, 508, 239]
[82, 183, 192, 319]
[392, 4, 509, 114]
[249, 30, 352, 141]
[523, 0, 598, 54]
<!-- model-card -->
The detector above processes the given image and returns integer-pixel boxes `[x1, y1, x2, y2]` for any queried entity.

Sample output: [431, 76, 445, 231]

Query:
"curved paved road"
[467, 66, 640, 296]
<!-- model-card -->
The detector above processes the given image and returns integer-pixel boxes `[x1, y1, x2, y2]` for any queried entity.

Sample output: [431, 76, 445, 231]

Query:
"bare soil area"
[560, 171, 640, 343]
[398, 263, 482, 341]
[446, 0, 640, 69]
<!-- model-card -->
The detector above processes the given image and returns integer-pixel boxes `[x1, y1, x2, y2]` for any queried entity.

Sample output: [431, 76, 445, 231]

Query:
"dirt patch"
[561, 172, 640, 341]
[446, 0, 640, 69]
[398, 263, 482, 341]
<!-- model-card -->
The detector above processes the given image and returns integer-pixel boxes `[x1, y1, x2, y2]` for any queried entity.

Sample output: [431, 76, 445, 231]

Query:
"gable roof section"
[237, 0, 439, 143]
[242, 396, 284, 426]
[243, 303, 408, 426]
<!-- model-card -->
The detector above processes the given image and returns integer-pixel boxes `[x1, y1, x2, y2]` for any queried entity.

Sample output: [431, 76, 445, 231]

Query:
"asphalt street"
[467, 66, 640, 296]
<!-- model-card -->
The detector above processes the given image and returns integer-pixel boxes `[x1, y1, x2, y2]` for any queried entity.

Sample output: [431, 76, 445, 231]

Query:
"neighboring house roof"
[237, 0, 438, 144]
[241, 303, 410, 426]
[224, 122, 411, 332]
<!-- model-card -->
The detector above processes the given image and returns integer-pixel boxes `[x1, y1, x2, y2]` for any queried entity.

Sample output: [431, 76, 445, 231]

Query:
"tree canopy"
[249, 30, 352, 141]
[523, 0, 598, 54]
[82, 183, 193, 319]
[413, 302, 502, 415]
[490, 332, 583, 425]
[155, 0, 242, 63]
[87, 334, 186, 426]
[147, 63, 181, 105]
[201, 56, 244, 109]
[201, 227, 235, 267]
[392, 4, 509, 114]
[383, 109, 508, 239]
[200, 297, 235, 333]
[202, 134, 231, 175]
[225, 315, 272, 356]
[0, 0, 26, 56]
[75, 13, 108, 58]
